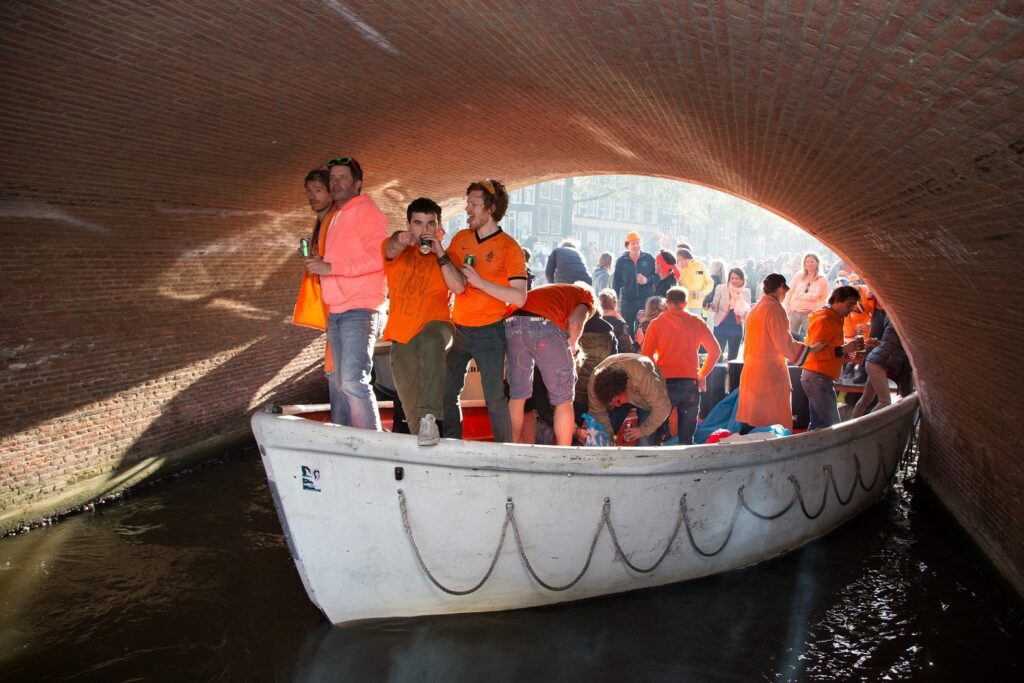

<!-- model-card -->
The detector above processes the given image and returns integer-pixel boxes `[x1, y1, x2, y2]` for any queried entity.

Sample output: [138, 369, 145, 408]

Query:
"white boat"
[251, 395, 918, 626]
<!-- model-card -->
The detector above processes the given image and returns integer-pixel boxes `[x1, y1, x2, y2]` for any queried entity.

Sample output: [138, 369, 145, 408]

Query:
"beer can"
[418, 237, 432, 255]
[464, 254, 476, 267]
[299, 237, 311, 257]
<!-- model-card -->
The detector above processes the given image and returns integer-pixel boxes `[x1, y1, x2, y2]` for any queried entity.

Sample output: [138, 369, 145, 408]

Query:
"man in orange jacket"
[800, 286, 867, 430]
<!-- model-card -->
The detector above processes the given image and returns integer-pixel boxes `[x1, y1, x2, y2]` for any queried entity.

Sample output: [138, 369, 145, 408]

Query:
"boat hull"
[252, 395, 918, 625]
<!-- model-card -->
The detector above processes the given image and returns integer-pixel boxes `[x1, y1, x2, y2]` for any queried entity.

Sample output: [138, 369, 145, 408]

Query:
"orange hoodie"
[803, 307, 846, 379]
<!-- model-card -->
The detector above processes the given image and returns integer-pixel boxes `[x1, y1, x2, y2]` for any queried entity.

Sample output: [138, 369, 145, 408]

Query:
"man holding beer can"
[437, 179, 528, 442]
[303, 156, 387, 431]
[381, 198, 454, 445]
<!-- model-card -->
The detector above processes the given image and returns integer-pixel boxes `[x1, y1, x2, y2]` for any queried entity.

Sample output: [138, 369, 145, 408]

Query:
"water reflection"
[0, 449, 1020, 682]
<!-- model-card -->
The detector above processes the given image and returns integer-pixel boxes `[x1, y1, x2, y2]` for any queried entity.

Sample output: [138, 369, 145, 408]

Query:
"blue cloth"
[581, 413, 613, 447]
[693, 389, 790, 443]
[694, 389, 742, 443]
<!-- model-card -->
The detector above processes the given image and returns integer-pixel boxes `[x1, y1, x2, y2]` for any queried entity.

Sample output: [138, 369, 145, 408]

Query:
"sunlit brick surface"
[1, 1, 1021, 590]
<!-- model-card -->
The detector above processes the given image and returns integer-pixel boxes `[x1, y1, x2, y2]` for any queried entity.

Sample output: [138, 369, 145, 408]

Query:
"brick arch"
[1, 2, 1021, 592]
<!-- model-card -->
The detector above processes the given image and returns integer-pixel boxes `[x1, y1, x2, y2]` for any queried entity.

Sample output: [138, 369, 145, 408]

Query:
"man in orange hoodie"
[641, 286, 721, 444]
[800, 286, 867, 430]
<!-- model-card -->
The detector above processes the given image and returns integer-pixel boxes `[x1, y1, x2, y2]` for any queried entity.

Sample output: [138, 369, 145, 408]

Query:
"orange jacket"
[736, 295, 810, 429]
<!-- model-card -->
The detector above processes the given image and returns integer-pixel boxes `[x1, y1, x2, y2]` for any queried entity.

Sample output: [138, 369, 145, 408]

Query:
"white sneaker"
[417, 414, 440, 446]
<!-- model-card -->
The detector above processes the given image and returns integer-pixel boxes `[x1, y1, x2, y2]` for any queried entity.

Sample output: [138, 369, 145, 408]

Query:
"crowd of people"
[297, 157, 910, 448]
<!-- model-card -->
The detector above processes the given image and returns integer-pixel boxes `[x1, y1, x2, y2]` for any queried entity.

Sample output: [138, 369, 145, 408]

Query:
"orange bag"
[293, 272, 328, 330]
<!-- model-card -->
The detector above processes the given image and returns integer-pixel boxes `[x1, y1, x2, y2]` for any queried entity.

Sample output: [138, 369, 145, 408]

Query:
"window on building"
[511, 187, 523, 204]
[552, 181, 564, 200]
[523, 186, 535, 204]
[646, 206, 656, 225]
[505, 210, 516, 233]
[539, 182, 551, 199]
[538, 204, 550, 234]
[519, 212, 532, 234]
[552, 206, 563, 235]
[614, 200, 625, 221]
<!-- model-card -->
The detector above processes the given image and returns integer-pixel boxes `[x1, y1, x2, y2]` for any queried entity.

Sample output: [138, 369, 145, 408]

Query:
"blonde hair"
[802, 252, 821, 277]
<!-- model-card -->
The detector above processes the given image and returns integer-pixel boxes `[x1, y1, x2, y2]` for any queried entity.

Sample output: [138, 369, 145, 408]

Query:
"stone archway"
[1, 2, 1021, 591]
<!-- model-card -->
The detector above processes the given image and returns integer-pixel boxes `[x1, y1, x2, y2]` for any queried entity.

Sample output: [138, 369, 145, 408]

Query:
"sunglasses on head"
[479, 178, 497, 195]
[327, 156, 362, 175]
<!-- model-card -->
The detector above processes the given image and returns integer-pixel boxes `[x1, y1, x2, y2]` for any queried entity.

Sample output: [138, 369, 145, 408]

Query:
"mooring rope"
[397, 446, 902, 595]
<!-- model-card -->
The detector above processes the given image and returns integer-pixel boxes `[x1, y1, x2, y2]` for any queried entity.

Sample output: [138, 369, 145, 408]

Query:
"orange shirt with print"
[381, 240, 452, 344]
[515, 284, 595, 331]
[446, 228, 527, 327]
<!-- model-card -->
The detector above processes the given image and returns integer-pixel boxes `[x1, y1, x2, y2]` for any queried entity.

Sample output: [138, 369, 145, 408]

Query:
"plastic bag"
[581, 413, 613, 447]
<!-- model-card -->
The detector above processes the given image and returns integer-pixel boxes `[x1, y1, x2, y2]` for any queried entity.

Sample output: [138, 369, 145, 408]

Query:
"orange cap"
[625, 231, 641, 243]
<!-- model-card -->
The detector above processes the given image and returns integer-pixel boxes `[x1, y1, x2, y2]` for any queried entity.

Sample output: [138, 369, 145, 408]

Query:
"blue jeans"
[443, 321, 512, 442]
[608, 403, 656, 446]
[666, 378, 700, 445]
[800, 369, 839, 431]
[327, 309, 382, 430]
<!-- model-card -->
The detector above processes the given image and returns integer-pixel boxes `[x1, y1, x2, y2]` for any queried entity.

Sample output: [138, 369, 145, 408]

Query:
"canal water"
[1, 443, 1020, 682]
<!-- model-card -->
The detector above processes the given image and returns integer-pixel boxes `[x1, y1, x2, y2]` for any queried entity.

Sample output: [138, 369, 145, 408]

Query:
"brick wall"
[1, 2, 1021, 590]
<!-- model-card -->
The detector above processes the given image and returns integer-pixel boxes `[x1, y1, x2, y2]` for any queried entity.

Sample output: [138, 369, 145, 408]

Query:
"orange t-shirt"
[641, 307, 719, 379]
[514, 284, 595, 331]
[381, 241, 452, 344]
[804, 307, 846, 379]
[446, 227, 527, 327]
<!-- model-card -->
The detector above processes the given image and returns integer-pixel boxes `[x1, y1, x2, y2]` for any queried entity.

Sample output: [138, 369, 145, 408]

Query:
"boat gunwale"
[253, 394, 918, 478]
